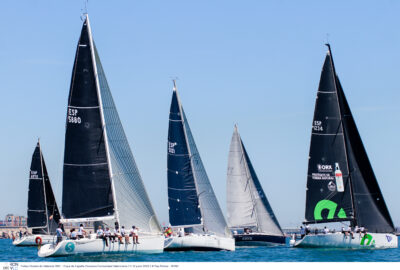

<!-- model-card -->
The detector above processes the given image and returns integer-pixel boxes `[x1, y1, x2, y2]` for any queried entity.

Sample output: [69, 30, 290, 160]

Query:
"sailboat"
[38, 14, 164, 257]
[294, 44, 398, 249]
[13, 141, 61, 246]
[164, 80, 235, 251]
[226, 125, 286, 245]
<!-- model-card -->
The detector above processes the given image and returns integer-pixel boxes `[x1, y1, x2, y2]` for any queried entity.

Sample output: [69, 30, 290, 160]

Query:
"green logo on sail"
[314, 200, 347, 220]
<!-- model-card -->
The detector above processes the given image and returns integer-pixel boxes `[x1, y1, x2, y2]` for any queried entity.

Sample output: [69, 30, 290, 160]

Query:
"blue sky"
[1, 0, 400, 228]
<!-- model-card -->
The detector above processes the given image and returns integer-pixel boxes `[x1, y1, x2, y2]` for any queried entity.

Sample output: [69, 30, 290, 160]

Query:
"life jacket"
[164, 227, 172, 237]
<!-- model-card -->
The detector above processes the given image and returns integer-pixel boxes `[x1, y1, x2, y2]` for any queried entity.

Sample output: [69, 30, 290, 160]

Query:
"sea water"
[1, 238, 400, 262]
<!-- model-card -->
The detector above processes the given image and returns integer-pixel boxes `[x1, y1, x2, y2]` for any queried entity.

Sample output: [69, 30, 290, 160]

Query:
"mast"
[85, 14, 119, 225]
[173, 80, 204, 228]
[325, 44, 357, 226]
[38, 139, 50, 234]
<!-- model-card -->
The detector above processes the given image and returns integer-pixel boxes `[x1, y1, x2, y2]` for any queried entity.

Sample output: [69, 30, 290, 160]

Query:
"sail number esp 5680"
[68, 108, 81, 124]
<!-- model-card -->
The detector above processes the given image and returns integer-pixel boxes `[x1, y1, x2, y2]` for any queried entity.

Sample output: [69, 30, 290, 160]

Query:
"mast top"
[81, 0, 89, 20]
[325, 43, 332, 56]
[172, 79, 177, 92]
[234, 123, 239, 133]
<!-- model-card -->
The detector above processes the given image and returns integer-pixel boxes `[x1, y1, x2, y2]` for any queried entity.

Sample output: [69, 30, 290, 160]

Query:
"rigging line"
[331, 118, 343, 146]
[97, 125, 105, 155]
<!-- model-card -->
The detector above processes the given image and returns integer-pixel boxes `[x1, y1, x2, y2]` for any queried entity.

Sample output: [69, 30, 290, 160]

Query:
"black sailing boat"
[38, 14, 163, 257]
[13, 140, 61, 246]
[295, 44, 397, 248]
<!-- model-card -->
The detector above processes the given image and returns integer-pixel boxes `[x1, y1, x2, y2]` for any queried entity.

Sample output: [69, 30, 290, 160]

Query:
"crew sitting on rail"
[121, 226, 130, 244]
[323, 227, 329, 234]
[113, 225, 123, 244]
[104, 227, 111, 245]
[96, 226, 108, 247]
[130, 226, 139, 244]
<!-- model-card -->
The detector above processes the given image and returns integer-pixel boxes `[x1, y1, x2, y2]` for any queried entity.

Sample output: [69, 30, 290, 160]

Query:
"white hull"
[38, 234, 164, 257]
[294, 232, 398, 249]
[164, 234, 235, 251]
[13, 235, 55, 246]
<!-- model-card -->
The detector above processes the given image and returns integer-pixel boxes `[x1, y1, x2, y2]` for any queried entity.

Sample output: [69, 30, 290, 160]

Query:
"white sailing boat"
[13, 141, 61, 246]
[294, 44, 398, 249]
[227, 125, 286, 246]
[164, 81, 235, 251]
[38, 14, 164, 257]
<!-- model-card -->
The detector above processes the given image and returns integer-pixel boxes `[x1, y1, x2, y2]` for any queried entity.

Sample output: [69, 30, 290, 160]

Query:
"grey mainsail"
[62, 14, 161, 234]
[227, 126, 283, 236]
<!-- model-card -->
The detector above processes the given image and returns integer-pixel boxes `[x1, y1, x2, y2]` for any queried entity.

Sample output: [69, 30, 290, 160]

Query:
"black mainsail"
[304, 44, 394, 233]
[28, 141, 60, 234]
[167, 81, 230, 237]
[167, 81, 202, 227]
[62, 17, 113, 220]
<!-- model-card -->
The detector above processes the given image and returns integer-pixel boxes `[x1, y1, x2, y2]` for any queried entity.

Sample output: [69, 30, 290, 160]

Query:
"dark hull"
[234, 234, 286, 246]
[164, 246, 227, 251]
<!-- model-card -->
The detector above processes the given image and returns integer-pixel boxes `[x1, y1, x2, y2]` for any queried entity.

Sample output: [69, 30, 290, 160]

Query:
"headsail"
[62, 15, 161, 233]
[168, 83, 231, 237]
[335, 71, 394, 233]
[94, 44, 161, 233]
[227, 126, 283, 236]
[28, 141, 60, 234]
[305, 44, 394, 233]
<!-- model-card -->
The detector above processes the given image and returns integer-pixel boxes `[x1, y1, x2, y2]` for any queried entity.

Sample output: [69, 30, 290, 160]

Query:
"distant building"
[0, 214, 27, 227]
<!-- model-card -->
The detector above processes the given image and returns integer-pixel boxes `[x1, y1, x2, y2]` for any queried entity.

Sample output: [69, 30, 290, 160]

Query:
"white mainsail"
[227, 126, 283, 236]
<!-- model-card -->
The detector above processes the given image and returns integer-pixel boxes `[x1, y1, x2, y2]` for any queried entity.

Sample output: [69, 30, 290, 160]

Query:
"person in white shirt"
[56, 224, 64, 245]
[96, 226, 104, 238]
[104, 227, 111, 246]
[323, 227, 329, 234]
[113, 227, 123, 244]
[178, 227, 184, 237]
[121, 226, 130, 244]
[77, 224, 86, 239]
[130, 226, 139, 244]
[70, 228, 77, 240]
[96, 226, 108, 247]
[347, 226, 354, 239]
